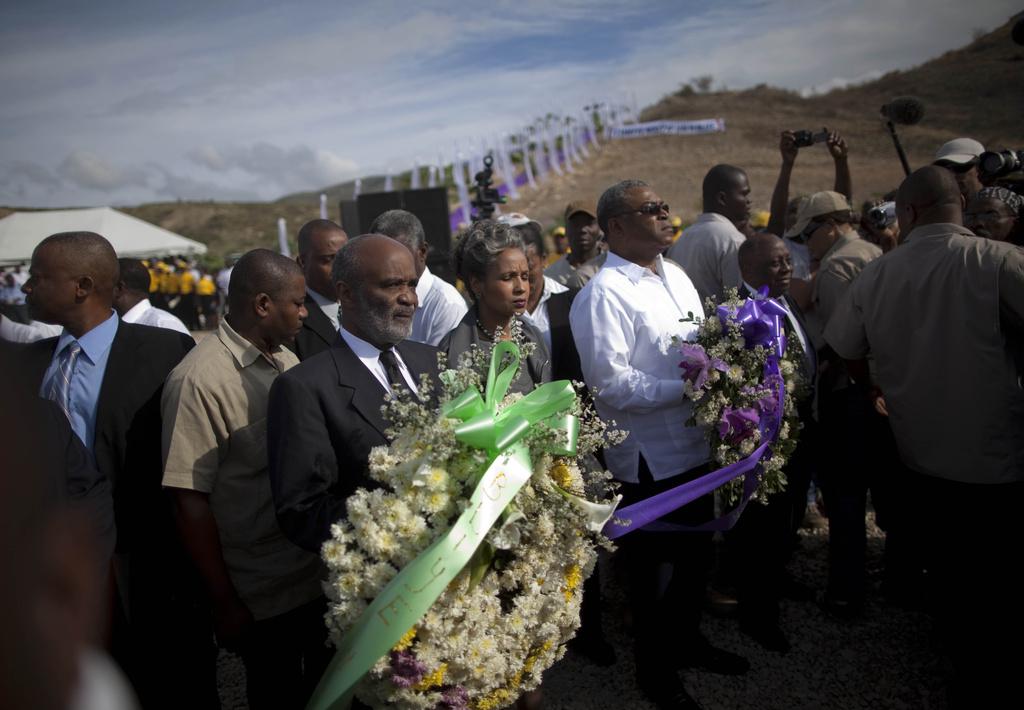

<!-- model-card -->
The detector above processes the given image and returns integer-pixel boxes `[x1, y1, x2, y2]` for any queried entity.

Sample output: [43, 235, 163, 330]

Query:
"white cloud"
[57, 151, 149, 191]
[187, 143, 359, 191]
[0, 0, 1018, 207]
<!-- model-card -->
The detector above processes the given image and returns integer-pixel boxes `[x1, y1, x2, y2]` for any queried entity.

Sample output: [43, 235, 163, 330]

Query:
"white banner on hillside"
[610, 118, 726, 139]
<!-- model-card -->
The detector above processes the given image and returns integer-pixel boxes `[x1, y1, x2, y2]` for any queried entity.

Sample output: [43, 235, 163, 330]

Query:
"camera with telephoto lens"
[979, 150, 1024, 180]
[868, 201, 897, 230]
[471, 154, 506, 220]
[792, 129, 829, 148]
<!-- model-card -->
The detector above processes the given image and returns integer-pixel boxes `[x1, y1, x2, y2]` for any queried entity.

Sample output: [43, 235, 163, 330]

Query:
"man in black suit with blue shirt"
[268, 234, 441, 553]
[289, 219, 348, 361]
[18, 231, 215, 709]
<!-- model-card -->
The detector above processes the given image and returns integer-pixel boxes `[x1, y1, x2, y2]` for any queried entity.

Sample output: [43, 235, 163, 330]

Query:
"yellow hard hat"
[552, 226, 566, 236]
[671, 216, 682, 228]
[751, 210, 771, 228]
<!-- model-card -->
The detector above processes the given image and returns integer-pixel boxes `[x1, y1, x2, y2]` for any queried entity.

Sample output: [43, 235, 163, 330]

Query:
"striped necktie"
[48, 341, 82, 423]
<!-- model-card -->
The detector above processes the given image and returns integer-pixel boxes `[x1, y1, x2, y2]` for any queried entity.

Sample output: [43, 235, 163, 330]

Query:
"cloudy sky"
[0, 0, 1017, 207]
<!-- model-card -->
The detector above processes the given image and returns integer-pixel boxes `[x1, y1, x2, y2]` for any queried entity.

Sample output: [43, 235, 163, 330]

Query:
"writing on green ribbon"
[307, 341, 580, 710]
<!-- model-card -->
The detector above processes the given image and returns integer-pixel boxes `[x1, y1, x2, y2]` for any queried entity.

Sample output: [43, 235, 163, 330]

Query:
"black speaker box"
[354, 187, 456, 285]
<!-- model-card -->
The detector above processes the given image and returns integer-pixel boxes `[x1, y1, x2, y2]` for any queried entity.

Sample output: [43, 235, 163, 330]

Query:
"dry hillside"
[4, 17, 1021, 258]
[506, 17, 1024, 228]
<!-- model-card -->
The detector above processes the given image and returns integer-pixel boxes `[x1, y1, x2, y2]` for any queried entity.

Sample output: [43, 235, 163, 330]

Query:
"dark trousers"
[617, 459, 713, 680]
[911, 472, 1024, 708]
[112, 547, 220, 710]
[175, 293, 199, 331]
[237, 596, 333, 710]
[818, 385, 874, 603]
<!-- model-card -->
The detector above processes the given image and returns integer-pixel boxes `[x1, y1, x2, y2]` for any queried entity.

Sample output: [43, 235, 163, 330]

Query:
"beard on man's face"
[353, 291, 414, 346]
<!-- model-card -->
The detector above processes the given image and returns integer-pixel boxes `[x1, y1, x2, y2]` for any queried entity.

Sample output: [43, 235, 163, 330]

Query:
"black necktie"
[379, 349, 410, 395]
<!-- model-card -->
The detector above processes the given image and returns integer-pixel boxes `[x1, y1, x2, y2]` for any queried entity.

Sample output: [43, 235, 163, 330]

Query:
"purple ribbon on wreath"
[603, 287, 789, 538]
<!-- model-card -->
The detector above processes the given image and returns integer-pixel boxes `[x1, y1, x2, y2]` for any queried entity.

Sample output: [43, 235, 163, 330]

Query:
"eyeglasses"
[797, 220, 824, 242]
[937, 160, 978, 174]
[965, 209, 1013, 222]
[613, 201, 670, 218]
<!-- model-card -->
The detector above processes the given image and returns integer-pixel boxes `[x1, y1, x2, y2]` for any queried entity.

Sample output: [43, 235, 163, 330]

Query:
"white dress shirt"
[410, 266, 468, 346]
[0, 315, 62, 343]
[666, 212, 745, 307]
[306, 287, 340, 332]
[570, 252, 709, 483]
[339, 326, 419, 394]
[743, 281, 815, 378]
[121, 298, 191, 336]
[522, 275, 569, 352]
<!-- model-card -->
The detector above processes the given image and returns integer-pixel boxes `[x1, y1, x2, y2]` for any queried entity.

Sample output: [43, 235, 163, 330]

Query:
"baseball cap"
[784, 191, 851, 239]
[496, 212, 541, 231]
[564, 200, 598, 221]
[934, 138, 985, 166]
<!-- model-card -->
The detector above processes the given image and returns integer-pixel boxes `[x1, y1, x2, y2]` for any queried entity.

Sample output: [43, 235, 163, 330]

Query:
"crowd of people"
[1, 128, 1021, 710]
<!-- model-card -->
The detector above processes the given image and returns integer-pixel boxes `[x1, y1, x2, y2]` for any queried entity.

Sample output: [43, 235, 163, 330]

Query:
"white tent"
[0, 207, 207, 265]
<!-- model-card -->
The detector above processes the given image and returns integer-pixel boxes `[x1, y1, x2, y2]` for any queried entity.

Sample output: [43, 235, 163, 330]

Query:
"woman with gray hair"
[439, 219, 551, 394]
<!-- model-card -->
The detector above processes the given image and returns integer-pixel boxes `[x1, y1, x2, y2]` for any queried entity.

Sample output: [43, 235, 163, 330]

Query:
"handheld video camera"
[979, 149, 1024, 180]
[867, 202, 897, 230]
[471, 154, 507, 220]
[792, 129, 829, 148]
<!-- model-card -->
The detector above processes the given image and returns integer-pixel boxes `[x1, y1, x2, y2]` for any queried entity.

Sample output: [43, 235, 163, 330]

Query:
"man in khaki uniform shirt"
[825, 167, 1024, 707]
[162, 249, 327, 710]
[789, 190, 883, 616]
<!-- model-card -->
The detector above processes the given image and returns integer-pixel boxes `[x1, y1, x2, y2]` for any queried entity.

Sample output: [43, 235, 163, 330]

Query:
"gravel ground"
[217, 513, 948, 710]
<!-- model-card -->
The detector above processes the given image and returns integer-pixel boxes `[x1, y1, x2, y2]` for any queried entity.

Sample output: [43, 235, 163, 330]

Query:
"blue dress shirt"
[40, 311, 119, 451]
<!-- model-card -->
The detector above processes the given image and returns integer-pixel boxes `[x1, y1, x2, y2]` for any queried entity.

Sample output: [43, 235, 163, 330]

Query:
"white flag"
[498, 135, 519, 201]
[319, 193, 328, 220]
[521, 133, 537, 189]
[545, 122, 563, 176]
[452, 152, 472, 228]
[277, 217, 290, 257]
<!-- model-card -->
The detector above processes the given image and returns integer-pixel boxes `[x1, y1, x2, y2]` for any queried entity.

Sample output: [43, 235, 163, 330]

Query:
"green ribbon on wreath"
[307, 341, 579, 710]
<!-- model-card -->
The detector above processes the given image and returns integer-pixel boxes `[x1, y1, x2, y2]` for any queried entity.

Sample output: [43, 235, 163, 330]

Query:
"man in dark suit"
[269, 234, 441, 553]
[727, 232, 817, 653]
[18, 231, 216, 709]
[289, 219, 348, 360]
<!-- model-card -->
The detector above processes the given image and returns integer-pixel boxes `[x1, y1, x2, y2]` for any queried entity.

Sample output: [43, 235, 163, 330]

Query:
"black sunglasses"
[612, 201, 670, 218]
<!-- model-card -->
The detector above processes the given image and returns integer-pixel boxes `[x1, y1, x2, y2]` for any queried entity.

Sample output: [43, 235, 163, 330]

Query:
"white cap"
[934, 138, 985, 166]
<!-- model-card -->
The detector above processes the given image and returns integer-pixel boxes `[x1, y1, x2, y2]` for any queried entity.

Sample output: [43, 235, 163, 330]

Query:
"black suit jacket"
[286, 292, 340, 361]
[547, 289, 584, 384]
[268, 336, 441, 552]
[22, 320, 194, 553]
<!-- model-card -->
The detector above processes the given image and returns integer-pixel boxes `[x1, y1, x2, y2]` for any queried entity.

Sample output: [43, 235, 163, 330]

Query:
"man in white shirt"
[112, 258, 192, 337]
[291, 219, 348, 360]
[666, 164, 751, 308]
[369, 209, 467, 346]
[572, 179, 748, 710]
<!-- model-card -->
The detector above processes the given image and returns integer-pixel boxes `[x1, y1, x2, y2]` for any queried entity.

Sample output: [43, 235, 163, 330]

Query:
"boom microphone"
[880, 96, 925, 126]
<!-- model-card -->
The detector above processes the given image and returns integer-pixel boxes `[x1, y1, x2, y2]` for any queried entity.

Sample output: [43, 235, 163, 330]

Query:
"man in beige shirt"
[545, 200, 604, 288]
[788, 190, 883, 617]
[162, 249, 327, 710]
[825, 167, 1024, 706]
